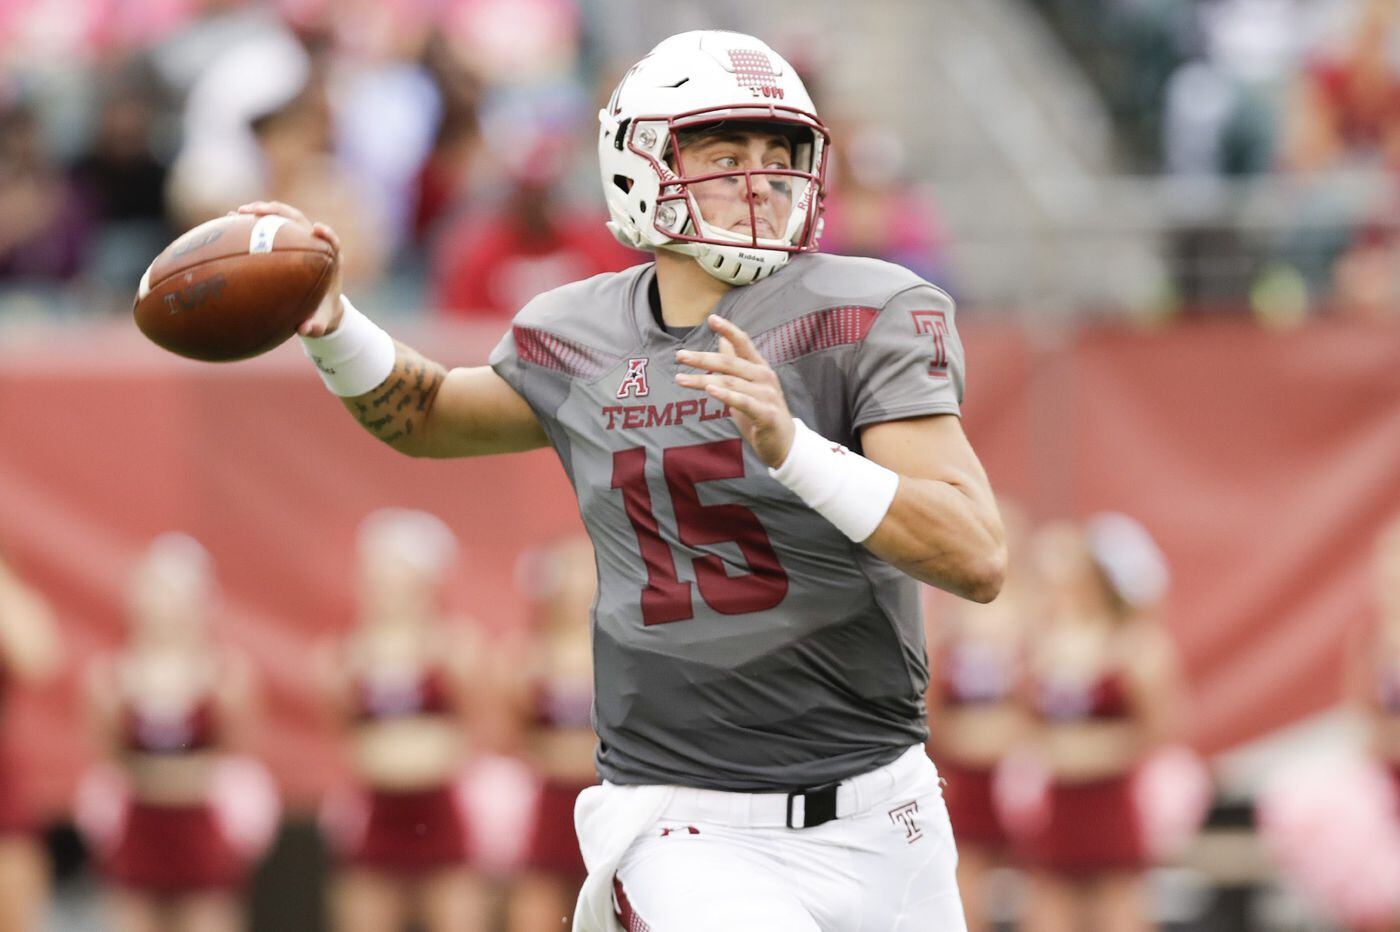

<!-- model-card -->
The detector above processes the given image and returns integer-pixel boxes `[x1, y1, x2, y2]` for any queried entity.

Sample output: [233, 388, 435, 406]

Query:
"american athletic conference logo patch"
[616, 358, 650, 398]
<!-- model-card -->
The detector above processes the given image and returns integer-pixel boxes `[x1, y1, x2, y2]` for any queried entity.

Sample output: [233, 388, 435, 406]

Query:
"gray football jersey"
[489, 253, 965, 790]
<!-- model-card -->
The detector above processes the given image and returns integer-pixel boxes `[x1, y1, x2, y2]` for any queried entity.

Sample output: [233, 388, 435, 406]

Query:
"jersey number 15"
[611, 439, 789, 625]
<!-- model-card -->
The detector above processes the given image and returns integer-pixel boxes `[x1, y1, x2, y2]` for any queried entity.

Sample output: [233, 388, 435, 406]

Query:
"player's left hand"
[675, 315, 795, 468]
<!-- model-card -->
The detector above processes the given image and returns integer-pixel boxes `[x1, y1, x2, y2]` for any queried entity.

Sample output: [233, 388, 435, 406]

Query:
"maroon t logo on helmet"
[910, 311, 950, 379]
[616, 358, 651, 398]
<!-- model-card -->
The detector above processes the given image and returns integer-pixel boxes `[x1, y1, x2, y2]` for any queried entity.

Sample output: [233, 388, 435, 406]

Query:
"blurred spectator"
[69, 73, 175, 303]
[1161, 0, 1295, 178]
[1264, 0, 1400, 303]
[78, 533, 272, 932]
[324, 30, 443, 263]
[819, 122, 950, 287]
[431, 137, 636, 319]
[1280, 0, 1400, 175]
[1329, 220, 1400, 320]
[0, 99, 91, 286]
[439, 0, 582, 90]
[70, 79, 169, 228]
[147, 1, 290, 103]
[0, 548, 61, 932]
[1015, 515, 1186, 932]
[503, 536, 596, 932]
[315, 509, 489, 932]
[1027, 0, 1197, 170]
[251, 77, 389, 286]
[167, 29, 388, 285]
[924, 501, 1031, 932]
[410, 31, 484, 246]
[164, 27, 309, 225]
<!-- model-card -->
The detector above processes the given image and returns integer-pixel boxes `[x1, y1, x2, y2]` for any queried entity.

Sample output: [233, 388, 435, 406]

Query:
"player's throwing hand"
[234, 201, 344, 337]
[675, 314, 795, 468]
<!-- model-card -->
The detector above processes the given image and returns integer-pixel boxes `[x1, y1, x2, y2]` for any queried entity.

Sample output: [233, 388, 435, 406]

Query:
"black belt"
[785, 781, 840, 829]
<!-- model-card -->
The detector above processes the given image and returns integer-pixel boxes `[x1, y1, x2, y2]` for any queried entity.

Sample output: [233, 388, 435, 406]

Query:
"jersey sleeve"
[488, 309, 616, 436]
[849, 283, 964, 430]
[488, 327, 526, 400]
[487, 325, 565, 433]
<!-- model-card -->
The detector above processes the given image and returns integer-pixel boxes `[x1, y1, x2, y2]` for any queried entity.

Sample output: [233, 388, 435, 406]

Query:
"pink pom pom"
[317, 782, 369, 858]
[72, 764, 131, 858]
[1134, 745, 1212, 861]
[1258, 755, 1400, 927]
[460, 753, 542, 876]
[210, 756, 282, 860]
[992, 749, 1051, 840]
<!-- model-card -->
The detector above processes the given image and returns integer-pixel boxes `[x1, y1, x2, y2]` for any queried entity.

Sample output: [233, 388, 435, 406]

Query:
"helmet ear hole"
[613, 174, 633, 193]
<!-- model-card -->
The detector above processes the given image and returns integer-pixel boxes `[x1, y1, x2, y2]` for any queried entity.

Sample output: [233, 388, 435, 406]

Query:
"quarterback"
[247, 29, 1004, 932]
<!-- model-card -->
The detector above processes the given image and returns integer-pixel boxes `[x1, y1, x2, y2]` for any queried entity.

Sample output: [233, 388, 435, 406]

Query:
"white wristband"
[768, 419, 900, 542]
[299, 296, 396, 397]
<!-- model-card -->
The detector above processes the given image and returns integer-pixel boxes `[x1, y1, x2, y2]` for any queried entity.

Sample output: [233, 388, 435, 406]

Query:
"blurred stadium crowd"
[9, 0, 1400, 325]
[1031, 0, 1400, 321]
[0, 0, 952, 327]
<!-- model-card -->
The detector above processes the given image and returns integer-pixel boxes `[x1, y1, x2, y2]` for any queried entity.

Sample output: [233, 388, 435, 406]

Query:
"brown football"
[134, 214, 337, 362]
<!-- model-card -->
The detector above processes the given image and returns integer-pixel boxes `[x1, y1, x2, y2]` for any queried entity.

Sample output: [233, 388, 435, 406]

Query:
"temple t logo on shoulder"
[910, 311, 951, 380]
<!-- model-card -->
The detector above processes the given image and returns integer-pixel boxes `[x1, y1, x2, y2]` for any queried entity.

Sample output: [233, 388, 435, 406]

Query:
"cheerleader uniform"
[103, 698, 247, 893]
[328, 668, 472, 875]
[1017, 673, 1148, 875]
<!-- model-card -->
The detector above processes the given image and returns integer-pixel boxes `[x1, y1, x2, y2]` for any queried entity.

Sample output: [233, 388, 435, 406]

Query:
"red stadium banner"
[0, 316, 1391, 817]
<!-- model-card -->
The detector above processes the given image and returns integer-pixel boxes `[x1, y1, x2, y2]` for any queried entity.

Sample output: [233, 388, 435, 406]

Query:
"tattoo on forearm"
[411, 360, 434, 412]
[343, 342, 446, 447]
[370, 379, 405, 408]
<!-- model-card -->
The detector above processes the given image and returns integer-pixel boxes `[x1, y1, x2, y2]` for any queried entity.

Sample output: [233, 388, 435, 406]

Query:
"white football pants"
[593, 745, 966, 932]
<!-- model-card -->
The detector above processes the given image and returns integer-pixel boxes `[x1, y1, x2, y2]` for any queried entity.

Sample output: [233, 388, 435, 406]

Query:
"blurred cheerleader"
[0, 550, 60, 932]
[1258, 516, 1400, 931]
[317, 509, 489, 932]
[924, 502, 1031, 932]
[81, 534, 273, 932]
[502, 536, 598, 931]
[1015, 516, 1188, 932]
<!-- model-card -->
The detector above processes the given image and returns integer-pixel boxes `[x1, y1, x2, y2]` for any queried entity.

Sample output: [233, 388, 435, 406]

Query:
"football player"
[243, 29, 1004, 932]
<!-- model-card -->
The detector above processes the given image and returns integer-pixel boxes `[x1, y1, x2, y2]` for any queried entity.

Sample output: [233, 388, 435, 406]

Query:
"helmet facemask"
[650, 117, 824, 280]
[628, 114, 826, 285]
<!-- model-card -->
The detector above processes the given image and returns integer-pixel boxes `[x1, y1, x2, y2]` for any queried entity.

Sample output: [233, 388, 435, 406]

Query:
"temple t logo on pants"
[889, 801, 922, 843]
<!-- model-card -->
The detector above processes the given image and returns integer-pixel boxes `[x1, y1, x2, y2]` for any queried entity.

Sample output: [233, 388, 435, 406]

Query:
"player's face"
[678, 130, 795, 242]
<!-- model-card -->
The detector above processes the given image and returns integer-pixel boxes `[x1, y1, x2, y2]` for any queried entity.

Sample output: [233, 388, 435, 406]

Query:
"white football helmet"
[598, 31, 829, 286]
